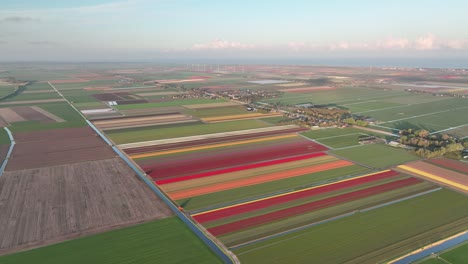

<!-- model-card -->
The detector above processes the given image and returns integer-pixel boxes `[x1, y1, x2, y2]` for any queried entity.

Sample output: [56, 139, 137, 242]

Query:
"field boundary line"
[430, 123, 468, 135]
[381, 105, 468, 124]
[48, 81, 239, 264]
[0, 127, 15, 176]
[297, 133, 335, 150]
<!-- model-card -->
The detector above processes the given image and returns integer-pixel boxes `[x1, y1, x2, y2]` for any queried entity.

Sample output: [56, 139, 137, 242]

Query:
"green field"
[234, 189, 468, 264]
[332, 143, 420, 169]
[0, 217, 222, 264]
[379, 106, 468, 132]
[0, 86, 17, 98]
[344, 101, 404, 113]
[1, 90, 61, 102]
[53, 80, 120, 90]
[366, 97, 467, 122]
[419, 242, 468, 264]
[178, 165, 369, 211]
[184, 106, 249, 118]
[0, 128, 10, 144]
[115, 98, 227, 110]
[262, 87, 407, 105]
[108, 119, 271, 144]
[8, 103, 86, 132]
[301, 128, 392, 149]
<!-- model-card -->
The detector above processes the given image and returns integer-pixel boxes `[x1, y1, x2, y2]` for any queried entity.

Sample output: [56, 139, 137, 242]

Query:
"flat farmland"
[262, 87, 407, 105]
[8, 127, 115, 170]
[377, 106, 468, 132]
[108, 119, 271, 144]
[93, 113, 196, 130]
[177, 165, 369, 211]
[397, 161, 468, 194]
[368, 97, 466, 121]
[234, 189, 468, 264]
[123, 125, 306, 154]
[8, 103, 86, 132]
[332, 143, 420, 169]
[0, 158, 173, 255]
[301, 128, 379, 149]
[0, 217, 221, 264]
[115, 98, 227, 110]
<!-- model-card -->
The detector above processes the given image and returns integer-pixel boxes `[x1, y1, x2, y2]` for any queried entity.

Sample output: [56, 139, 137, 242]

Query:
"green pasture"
[0, 217, 221, 264]
[332, 143, 420, 169]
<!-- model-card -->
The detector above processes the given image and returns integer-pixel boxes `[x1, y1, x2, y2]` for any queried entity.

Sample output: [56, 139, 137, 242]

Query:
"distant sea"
[166, 58, 468, 69]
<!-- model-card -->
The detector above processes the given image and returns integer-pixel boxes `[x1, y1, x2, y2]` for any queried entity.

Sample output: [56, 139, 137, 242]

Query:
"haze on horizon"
[1, 0, 468, 64]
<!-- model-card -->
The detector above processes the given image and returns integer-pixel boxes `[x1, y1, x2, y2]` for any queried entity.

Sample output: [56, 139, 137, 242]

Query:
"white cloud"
[414, 33, 437, 50]
[191, 39, 255, 50]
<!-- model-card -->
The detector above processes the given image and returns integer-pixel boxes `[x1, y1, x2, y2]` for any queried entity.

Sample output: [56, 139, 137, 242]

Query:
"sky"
[1, 0, 468, 63]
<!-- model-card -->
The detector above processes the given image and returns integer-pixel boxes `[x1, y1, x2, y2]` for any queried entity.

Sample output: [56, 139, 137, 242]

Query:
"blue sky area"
[1, 0, 467, 62]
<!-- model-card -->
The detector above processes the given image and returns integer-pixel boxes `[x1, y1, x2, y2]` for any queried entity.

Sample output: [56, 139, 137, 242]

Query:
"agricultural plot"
[429, 158, 468, 174]
[139, 138, 328, 180]
[262, 87, 407, 105]
[7, 127, 114, 170]
[93, 113, 196, 130]
[115, 98, 227, 110]
[201, 112, 283, 123]
[234, 189, 468, 264]
[108, 119, 271, 144]
[300, 128, 381, 149]
[397, 161, 468, 194]
[0, 158, 173, 255]
[122, 125, 305, 154]
[332, 143, 420, 169]
[0, 217, 221, 263]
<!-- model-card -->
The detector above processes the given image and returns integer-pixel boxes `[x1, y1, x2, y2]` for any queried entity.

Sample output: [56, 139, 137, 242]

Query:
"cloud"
[0, 16, 40, 24]
[191, 39, 255, 50]
[414, 34, 437, 50]
[287, 34, 468, 52]
[377, 37, 410, 49]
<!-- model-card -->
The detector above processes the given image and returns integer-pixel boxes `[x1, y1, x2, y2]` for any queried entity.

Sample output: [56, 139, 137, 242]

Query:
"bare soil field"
[14, 127, 93, 142]
[7, 146, 115, 170]
[0, 158, 173, 255]
[8, 127, 115, 170]
[13, 106, 57, 123]
[0, 118, 7, 127]
[30, 106, 65, 122]
[0, 108, 26, 123]
[93, 113, 196, 130]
